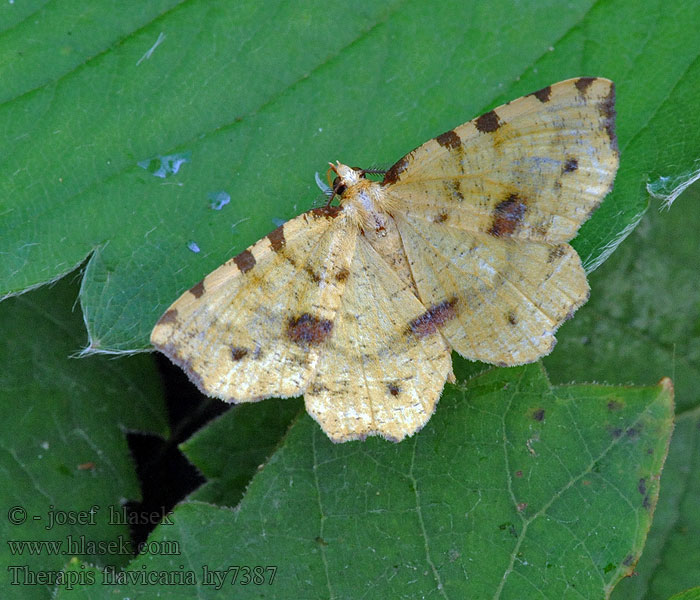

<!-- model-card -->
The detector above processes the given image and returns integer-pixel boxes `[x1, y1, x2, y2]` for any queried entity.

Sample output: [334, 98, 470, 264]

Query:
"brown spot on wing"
[488, 194, 527, 237]
[287, 313, 333, 346]
[575, 77, 595, 94]
[531, 85, 552, 103]
[475, 110, 502, 133]
[383, 156, 410, 185]
[447, 180, 464, 201]
[335, 267, 349, 282]
[434, 212, 449, 223]
[388, 383, 400, 396]
[267, 225, 286, 252]
[189, 279, 205, 298]
[547, 245, 567, 263]
[599, 83, 618, 153]
[157, 309, 179, 326]
[436, 129, 461, 149]
[563, 157, 578, 173]
[409, 298, 458, 338]
[305, 265, 321, 283]
[506, 311, 518, 326]
[230, 346, 249, 361]
[233, 249, 256, 273]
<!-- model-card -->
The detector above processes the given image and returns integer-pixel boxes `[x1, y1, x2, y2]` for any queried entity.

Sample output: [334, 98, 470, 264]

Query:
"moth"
[151, 77, 619, 443]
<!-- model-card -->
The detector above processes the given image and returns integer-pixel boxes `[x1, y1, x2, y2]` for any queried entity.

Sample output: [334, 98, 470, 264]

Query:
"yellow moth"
[151, 77, 619, 443]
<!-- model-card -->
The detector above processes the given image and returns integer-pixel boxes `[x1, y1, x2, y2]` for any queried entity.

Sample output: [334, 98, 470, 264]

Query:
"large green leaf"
[611, 407, 700, 600]
[56, 365, 673, 598]
[3, 0, 699, 351]
[546, 182, 700, 599]
[0, 276, 168, 599]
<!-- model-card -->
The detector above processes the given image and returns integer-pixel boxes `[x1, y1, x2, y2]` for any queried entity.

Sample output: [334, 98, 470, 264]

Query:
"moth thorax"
[342, 180, 392, 230]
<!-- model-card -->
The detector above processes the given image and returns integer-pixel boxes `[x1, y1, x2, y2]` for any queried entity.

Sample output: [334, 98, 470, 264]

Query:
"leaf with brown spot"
[138, 366, 672, 599]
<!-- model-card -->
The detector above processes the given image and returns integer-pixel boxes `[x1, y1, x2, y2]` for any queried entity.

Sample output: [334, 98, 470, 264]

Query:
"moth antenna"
[363, 167, 388, 175]
[314, 171, 333, 198]
[312, 192, 331, 208]
[325, 164, 336, 190]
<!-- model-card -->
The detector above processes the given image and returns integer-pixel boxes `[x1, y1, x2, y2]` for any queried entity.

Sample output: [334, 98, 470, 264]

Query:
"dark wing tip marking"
[531, 85, 552, 103]
[157, 308, 179, 326]
[475, 110, 502, 133]
[233, 249, 256, 273]
[488, 194, 527, 237]
[436, 129, 461, 149]
[189, 280, 205, 298]
[267, 225, 286, 252]
[383, 156, 410, 185]
[287, 313, 333, 346]
[409, 298, 458, 338]
[599, 82, 618, 155]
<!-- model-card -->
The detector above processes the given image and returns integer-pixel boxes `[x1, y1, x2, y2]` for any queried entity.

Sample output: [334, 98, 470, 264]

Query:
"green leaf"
[55, 365, 673, 598]
[611, 407, 700, 600]
[0, 1, 184, 103]
[0, 276, 168, 599]
[666, 588, 700, 600]
[3, 0, 699, 351]
[181, 398, 303, 506]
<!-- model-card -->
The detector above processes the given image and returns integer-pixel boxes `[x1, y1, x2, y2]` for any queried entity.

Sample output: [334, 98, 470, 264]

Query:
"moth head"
[327, 162, 366, 199]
